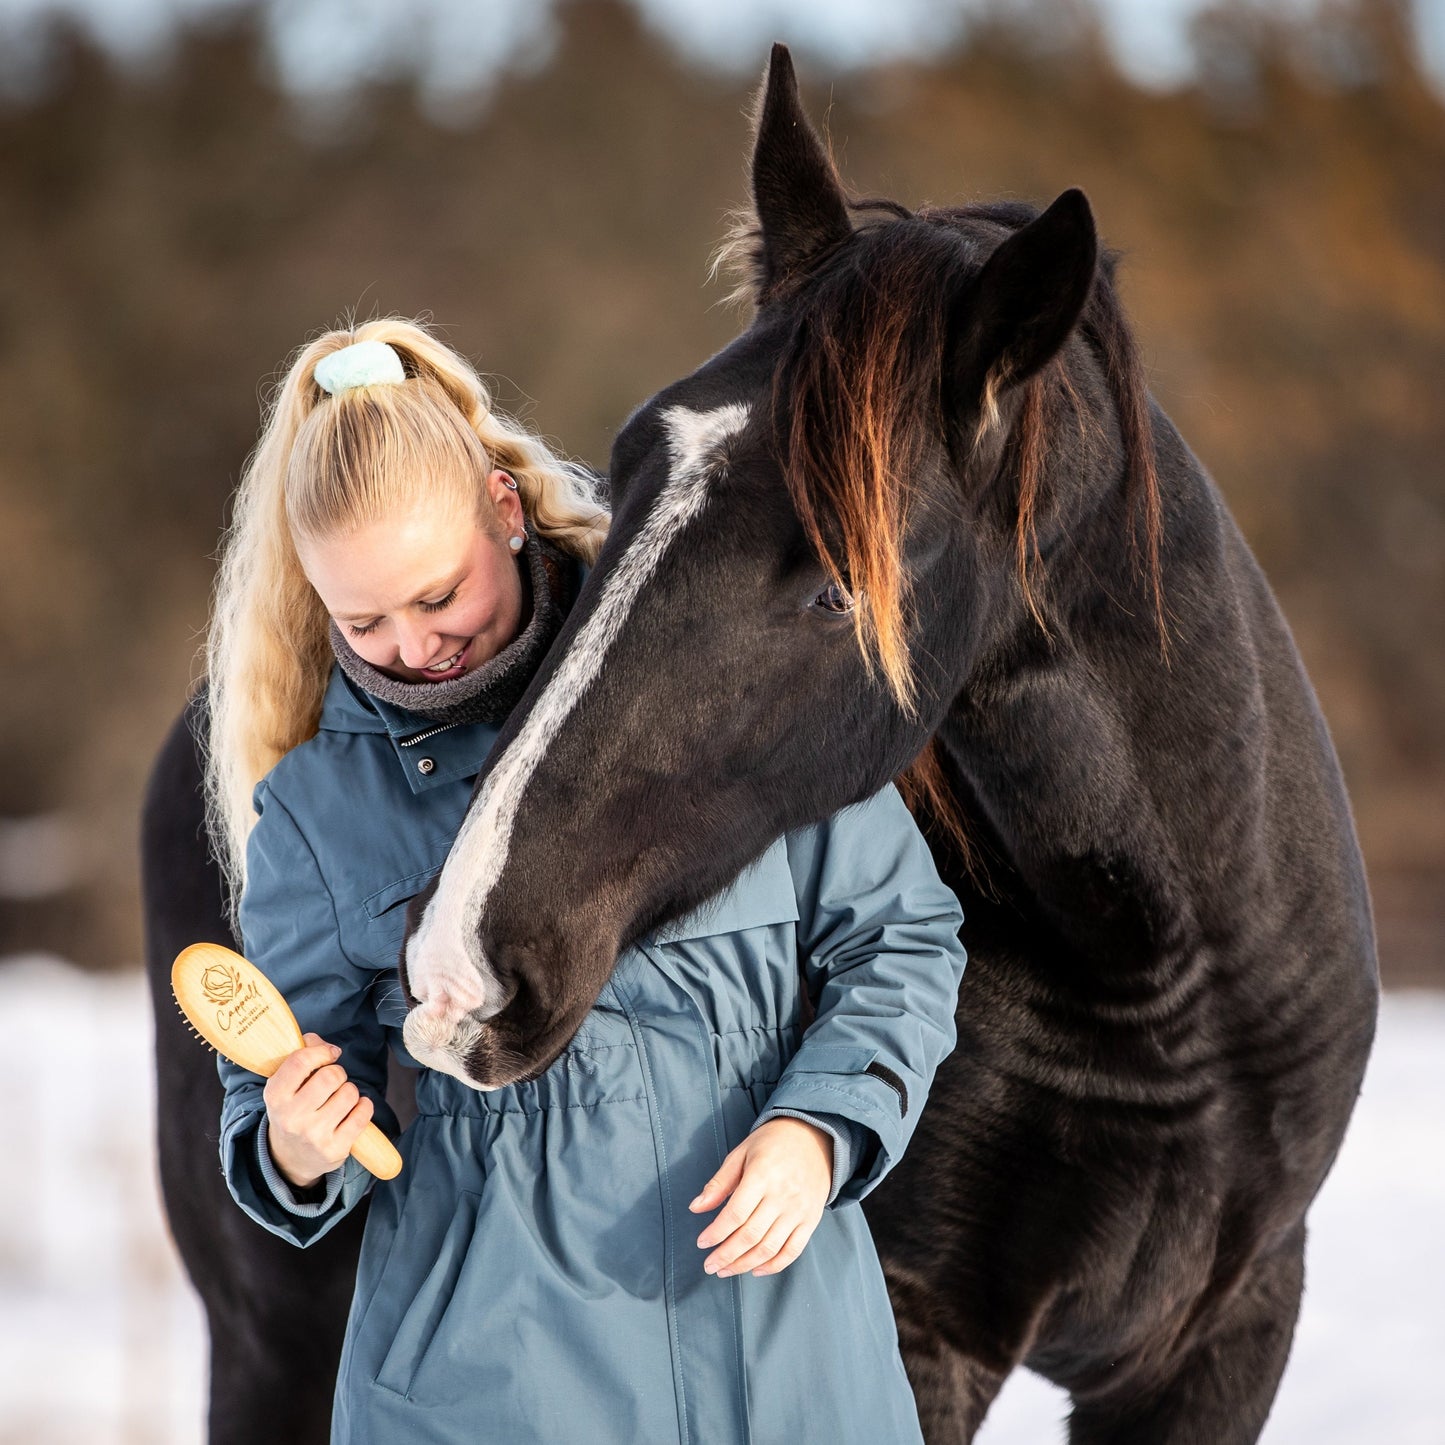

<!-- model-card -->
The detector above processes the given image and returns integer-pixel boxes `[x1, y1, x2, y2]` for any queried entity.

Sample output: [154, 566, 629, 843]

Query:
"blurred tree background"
[0, 0, 1440, 981]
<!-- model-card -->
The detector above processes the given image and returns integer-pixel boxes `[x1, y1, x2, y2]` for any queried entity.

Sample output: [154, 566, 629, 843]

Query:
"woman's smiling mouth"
[420, 640, 470, 679]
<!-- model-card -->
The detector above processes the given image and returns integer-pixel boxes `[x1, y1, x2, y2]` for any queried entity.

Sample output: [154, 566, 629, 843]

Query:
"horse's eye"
[812, 580, 855, 615]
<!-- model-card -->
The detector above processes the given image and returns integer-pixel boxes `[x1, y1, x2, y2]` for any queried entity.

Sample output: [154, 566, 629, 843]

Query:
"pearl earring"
[509, 534, 525, 552]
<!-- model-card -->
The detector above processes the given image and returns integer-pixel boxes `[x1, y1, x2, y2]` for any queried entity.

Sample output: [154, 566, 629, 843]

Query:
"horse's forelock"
[769, 214, 962, 713]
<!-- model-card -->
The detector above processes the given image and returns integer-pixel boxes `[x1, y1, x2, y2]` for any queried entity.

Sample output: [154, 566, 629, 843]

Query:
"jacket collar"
[317, 666, 503, 795]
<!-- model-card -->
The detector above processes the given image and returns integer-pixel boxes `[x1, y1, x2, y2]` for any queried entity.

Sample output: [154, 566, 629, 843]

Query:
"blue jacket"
[218, 663, 967, 1444]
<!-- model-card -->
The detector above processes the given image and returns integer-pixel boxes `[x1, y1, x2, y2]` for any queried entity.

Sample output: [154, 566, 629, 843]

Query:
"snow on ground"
[0, 955, 1439, 1443]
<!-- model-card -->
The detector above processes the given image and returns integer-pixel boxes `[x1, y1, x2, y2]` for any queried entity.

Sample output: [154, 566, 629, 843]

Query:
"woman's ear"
[486, 470, 525, 537]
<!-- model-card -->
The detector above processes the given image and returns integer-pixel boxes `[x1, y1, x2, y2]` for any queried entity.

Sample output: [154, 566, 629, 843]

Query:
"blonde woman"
[208, 317, 967, 1442]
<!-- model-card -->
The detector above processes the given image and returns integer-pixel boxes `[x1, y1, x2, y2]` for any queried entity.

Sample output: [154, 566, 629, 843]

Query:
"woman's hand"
[689, 1116, 833, 1278]
[262, 1031, 375, 1189]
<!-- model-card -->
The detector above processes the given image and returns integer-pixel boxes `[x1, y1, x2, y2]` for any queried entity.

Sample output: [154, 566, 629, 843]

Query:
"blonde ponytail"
[204, 316, 609, 919]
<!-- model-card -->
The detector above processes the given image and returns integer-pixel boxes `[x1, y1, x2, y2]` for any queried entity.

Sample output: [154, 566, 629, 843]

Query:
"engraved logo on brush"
[202, 959, 269, 1035]
[202, 963, 238, 1004]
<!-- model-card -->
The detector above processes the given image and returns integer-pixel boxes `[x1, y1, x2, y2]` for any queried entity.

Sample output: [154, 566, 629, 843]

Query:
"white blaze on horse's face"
[401, 400, 753, 1087]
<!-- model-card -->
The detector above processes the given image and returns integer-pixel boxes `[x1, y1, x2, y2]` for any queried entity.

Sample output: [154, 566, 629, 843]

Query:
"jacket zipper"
[396, 721, 465, 748]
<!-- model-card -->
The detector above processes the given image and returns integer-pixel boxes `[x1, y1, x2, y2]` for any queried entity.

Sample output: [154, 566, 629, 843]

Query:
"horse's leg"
[1065, 1230, 1306, 1445]
[900, 1330, 1009, 1445]
[886, 1270, 1009, 1445]
[143, 693, 366, 1444]
[869, 1039, 1063, 1445]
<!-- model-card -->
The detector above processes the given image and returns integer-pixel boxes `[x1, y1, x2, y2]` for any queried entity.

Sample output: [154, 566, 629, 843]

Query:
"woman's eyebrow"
[409, 572, 463, 602]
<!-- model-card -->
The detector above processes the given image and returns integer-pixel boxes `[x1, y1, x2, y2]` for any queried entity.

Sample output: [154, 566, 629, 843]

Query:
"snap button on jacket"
[217, 665, 968, 1444]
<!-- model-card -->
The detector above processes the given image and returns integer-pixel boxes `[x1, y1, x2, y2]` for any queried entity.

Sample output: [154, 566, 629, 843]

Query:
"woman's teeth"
[424, 647, 465, 673]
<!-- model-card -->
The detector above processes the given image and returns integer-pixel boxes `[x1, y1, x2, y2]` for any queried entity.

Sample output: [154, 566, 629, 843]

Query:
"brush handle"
[347, 1122, 403, 1181]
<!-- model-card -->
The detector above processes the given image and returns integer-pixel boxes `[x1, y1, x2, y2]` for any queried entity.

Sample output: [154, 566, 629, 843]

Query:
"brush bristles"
[174, 996, 217, 1052]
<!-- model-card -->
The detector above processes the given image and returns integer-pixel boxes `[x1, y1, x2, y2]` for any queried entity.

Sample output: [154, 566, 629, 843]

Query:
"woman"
[208, 316, 968, 1443]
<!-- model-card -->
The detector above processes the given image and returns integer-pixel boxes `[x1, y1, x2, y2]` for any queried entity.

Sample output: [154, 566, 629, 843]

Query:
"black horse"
[144, 46, 1377, 1444]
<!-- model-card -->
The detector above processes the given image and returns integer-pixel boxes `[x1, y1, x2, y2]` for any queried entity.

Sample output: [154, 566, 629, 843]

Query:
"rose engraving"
[202, 963, 239, 1006]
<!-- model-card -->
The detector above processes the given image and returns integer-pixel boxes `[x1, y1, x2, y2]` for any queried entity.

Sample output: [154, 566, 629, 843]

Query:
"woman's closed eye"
[419, 587, 459, 613]
[344, 586, 460, 637]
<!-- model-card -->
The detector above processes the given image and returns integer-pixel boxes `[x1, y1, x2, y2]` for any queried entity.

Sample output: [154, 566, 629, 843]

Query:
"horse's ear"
[945, 188, 1098, 416]
[749, 44, 852, 303]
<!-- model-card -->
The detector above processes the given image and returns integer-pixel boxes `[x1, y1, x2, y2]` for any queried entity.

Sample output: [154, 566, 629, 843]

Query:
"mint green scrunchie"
[313, 339, 406, 395]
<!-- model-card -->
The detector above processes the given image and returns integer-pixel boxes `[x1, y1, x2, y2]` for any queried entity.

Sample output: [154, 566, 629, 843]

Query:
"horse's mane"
[716, 196, 1165, 861]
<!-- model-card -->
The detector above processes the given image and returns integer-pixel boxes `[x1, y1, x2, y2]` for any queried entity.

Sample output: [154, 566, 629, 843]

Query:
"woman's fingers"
[293, 1062, 352, 1113]
[695, 1169, 766, 1251]
[689, 1146, 745, 1215]
[266, 1038, 342, 1101]
[315, 1076, 362, 1130]
[711, 1213, 796, 1278]
[334, 1092, 375, 1147]
[702, 1200, 779, 1276]
[748, 1222, 814, 1277]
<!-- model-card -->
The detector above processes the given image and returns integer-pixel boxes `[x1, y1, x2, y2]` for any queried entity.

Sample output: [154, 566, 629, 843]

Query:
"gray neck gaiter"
[327, 523, 581, 726]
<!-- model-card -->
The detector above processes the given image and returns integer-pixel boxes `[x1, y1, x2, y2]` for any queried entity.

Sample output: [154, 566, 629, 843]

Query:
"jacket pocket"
[362, 862, 447, 921]
[357, 860, 448, 970]
[372, 1187, 483, 1400]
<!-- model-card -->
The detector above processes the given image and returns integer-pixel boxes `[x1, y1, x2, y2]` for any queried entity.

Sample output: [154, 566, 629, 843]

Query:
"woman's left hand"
[688, 1116, 833, 1278]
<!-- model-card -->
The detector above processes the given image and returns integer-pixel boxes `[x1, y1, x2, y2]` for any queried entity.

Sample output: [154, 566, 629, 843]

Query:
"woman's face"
[297, 471, 527, 684]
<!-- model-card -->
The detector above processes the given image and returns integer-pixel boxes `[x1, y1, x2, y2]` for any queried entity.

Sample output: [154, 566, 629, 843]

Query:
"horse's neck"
[935, 439, 1262, 974]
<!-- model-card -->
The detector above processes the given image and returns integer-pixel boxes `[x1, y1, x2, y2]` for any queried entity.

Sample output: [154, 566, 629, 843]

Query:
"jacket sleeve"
[216, 779, 399, 1248]
[755, 783, 966, 1206]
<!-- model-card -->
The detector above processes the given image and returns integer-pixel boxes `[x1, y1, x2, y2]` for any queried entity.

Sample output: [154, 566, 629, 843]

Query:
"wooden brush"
[172, 941, 403, 1181]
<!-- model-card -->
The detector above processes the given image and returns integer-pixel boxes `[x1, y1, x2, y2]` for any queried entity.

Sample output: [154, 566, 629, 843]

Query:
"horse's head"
[399, 44, 1152, 1089]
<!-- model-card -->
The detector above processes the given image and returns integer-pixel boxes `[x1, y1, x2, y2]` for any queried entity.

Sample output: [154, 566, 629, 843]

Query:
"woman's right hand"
[263, 1031, 375, 1189]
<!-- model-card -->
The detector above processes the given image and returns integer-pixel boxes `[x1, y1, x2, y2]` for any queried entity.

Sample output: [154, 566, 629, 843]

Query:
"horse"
[397, 45, 1379, 1442]
[143, 43, 1377, 1444]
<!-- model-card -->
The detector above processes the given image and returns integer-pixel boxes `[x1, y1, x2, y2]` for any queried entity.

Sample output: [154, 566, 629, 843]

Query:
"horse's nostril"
[410, 975, 488, 1020]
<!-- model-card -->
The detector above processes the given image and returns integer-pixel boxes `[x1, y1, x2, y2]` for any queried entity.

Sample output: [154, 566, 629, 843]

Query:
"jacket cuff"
[219, 1109, 373, 1247]
[758, 1052, 908, 1204]
[254, 1117, 346, 1217]
[750, 1107, 871, 1207]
